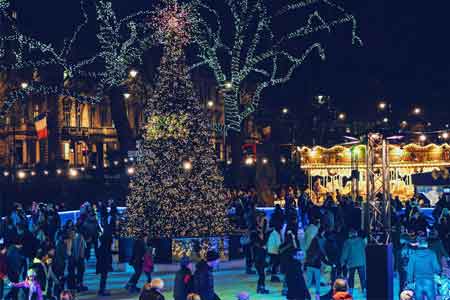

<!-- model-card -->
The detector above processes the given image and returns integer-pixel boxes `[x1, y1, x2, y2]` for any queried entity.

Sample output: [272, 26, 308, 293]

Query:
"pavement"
[72, 259, 373, 300]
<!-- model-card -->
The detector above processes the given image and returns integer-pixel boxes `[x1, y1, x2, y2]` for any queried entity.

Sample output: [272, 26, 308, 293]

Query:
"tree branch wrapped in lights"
[189, 0, 362, 133]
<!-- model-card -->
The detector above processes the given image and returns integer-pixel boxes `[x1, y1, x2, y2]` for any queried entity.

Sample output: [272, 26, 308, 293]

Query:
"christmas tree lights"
[189, 0, 362, 133]
[124, 0, 232, 238]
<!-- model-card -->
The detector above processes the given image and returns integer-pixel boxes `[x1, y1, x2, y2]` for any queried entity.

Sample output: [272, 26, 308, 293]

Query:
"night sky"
[12, 0, 450, 126]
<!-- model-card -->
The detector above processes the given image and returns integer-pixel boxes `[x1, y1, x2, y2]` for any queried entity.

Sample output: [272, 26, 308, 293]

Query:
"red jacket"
[333, 292, 353, 300]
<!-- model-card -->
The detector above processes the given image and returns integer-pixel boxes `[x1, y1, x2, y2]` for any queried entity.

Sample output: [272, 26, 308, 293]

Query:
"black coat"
[140, 288, 165, 300]
[286, 259, 311, 300]
[6, 245, 25, 278]
[130, 239, 146, 267]
[194, 261, 215, 300]
[96, 238, 113, 274]
[173, 266, 194, 300]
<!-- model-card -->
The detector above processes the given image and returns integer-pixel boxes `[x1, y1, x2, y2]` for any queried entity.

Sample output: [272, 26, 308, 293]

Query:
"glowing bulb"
[92, 165, 97, 170]
[378, 102, 387, 110]
[443, 132, 449, 139]
[281, 157, 287, 164]
[400, 121, 408, 127]
[207, 101, 214, 108]
[183, 160, 193, 171]
[3, 171, 9, 176]
[56, 169, 62, 175]
[244, 157, 254, 166]
[262, 158, 268, 164]
[129, 69, 138, 78]
[226, 160, 232, 165]
[69, 168, 78, 177]
[224, 81, 233, 90]
[419, 134, 427, 142]
[17, 170, 26, 179]
[127, 167, 135, 175]
[123, 93, 131, 99]
[20, 82, 28, 89]
[43, 170, 49, 175]
[31, 171, 36, 176]
[282, 108, 289, 114]
[383, 117, 389, 123]
[338, 113, 346, 121]
[413, 107, 422, 115]
[113, 161, 119, 166]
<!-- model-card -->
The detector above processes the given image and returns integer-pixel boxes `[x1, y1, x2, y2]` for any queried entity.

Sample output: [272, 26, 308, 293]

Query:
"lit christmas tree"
[125, 0, 232, 238]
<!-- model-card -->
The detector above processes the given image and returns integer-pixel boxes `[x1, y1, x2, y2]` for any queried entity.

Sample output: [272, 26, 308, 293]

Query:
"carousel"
[299, 143, 450, 205]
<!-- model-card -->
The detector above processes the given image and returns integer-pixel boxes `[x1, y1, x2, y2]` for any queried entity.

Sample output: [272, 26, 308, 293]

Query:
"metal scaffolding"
[365, 133, 392, 244]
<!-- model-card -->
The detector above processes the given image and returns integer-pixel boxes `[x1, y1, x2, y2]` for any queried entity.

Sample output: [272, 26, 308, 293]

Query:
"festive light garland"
[189, 0, 362, 133]
[0, 0, 153, 121]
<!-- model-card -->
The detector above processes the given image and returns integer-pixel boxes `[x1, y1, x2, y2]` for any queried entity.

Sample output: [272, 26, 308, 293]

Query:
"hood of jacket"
[333, 291, 353, 300]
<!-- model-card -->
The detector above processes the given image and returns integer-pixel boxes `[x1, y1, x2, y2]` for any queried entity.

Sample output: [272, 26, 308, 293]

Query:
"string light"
[69, 168, 78, 177]
[262, 158, 268, 164]
[419, 134, 427, 142]
[125, 0, 232, 239]
[17, 170, 26, 179]
[338, 113, 346, 120]
[282, 108, 289, 114]
[207, 100, 214, 108]
[443, 132, 449, 139]
[189, 0, 361, 133]
[127, 167, 135, 175]
[0, 0, 153, 120]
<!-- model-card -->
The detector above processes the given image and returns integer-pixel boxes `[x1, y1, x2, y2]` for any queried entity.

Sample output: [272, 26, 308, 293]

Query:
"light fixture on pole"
[282, 108, 289, 114]
[413, 107, 422, 115]
[129, 69, 138, 78]
[378, 101, 387, 110]
[338, 113, 346, 121]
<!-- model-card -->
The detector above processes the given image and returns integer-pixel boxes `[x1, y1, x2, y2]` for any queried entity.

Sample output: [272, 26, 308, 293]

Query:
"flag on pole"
[34, 113, 48, 140]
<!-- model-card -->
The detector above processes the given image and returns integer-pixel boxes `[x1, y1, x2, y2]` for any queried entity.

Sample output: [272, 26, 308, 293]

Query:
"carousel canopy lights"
[443, 132, 449, 139]
[419, 134, 427, 142]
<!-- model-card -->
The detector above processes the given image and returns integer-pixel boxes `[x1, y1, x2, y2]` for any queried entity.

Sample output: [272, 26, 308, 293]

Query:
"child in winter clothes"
[9, 269, 44, 300]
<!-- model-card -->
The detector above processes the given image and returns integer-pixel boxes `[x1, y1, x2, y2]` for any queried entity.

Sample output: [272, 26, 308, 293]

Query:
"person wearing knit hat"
[174, 256, 194, 300]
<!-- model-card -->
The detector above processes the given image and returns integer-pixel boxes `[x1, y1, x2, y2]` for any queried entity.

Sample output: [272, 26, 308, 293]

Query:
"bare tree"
[189, 0, 362, 134]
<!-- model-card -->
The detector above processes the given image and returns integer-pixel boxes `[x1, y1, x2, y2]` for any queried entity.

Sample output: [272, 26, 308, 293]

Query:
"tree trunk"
[229, 128, 243, 188]
[109, 87, 135, 157]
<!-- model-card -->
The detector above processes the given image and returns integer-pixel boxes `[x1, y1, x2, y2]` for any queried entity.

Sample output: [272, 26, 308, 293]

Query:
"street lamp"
[338, 113, 346, 121]
[129, 69, 138, 78]
[262, 158, 268, 165]
[413, 107, 422, 115]
[280, 157, 287, 164]
[383, 117, 389, 123]
[419, 134, 427, 142]
[20, 82, 28, 89]
[378, 101, 387, 110]
[17, 170, 26, 179]
[400, 121, 408, 128]
[207, 101, 214, 108]
[69, 168, 78, 178]
[244, 157, 254, 166]
[282, 108, 289, 114]
[127, 167, 135, 175]
[183, 160, 193, 171]
[123, 93, 131, 99]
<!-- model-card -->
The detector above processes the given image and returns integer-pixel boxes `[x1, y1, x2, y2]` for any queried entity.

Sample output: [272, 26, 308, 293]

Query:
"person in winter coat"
[0, 244, 7, 300]
[68, 227, 87, 292]
[52, 236, 68, 298]
[143, 245, 154, 283]
[332, 279, 352, 300]
[280, 230, 299, 296]
[267, 224, 282, 282]
[304, 219, 320, 252]
[5, 239, 26, 300]
[96, 234, 113, 296]
[340, 229, 366, 293]
[29, 249, 48, 296]
[173, 256, 194, 300]
[194, 250, 220, 300]
[253, 232, 269, 294]
[305, 235, 330, 298]
[126, 236, 148, 293]
[139, 279, 165, 300]
[285, 251, 310, 300]
[82, 211, 101, 261]
[9, 269, 43, 300]
[269, 205, 284, 230]
[407, 239, 440, 300]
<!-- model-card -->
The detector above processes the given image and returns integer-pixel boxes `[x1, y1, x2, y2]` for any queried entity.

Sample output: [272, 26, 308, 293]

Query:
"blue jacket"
[341, 237, 366, 268]
[407, 248, 440, 281]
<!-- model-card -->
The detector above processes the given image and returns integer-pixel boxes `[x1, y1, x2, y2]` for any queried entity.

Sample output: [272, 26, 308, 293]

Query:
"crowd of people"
[0, 186, 449, 300]
[230, 186, 450, 300]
